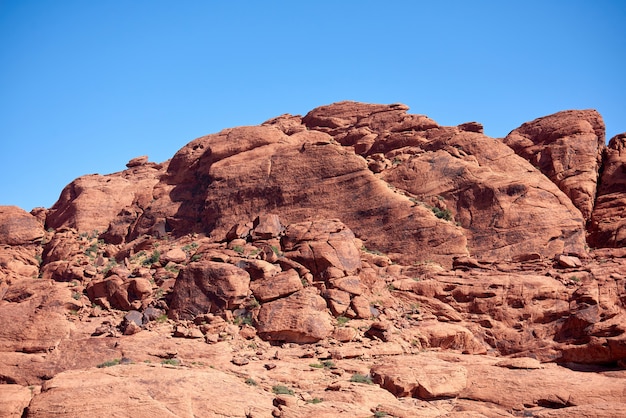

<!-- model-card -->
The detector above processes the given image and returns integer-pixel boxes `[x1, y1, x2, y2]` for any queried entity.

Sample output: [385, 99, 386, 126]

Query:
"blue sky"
[1, 1, 624, 211]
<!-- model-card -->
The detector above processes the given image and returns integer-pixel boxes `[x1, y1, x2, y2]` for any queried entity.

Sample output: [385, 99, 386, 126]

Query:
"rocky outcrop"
[382, 129, 587, 260]
[46, 160, 166, 243]
[1, 101, 626, 417]
[132, 122, 467, 266]
[42, 101, 621, 264]
[0, 206, 43, 245]
[503, 109, 605, 220]
[589, 133, 626, 248]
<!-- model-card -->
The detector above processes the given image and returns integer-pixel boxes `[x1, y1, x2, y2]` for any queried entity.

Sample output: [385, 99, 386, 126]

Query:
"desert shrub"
[350, 373, 373, 384]
[97, 359, 120, 368]
[431, 207, 452, 221]
[272, 385, 294, 395]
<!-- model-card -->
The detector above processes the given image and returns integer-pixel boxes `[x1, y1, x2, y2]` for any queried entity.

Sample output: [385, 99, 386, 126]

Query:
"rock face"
[589, 133, 626, 247]
[0, 206, 43, 245]
[1, 101, 626, 417]
[26, 364, 275, 417]
[46, 161, 166, 243]
[503, 109, 605, 221]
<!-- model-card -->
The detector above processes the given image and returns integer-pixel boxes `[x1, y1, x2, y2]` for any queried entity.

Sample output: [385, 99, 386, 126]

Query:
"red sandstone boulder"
[503, 109, 605, 220]
[0, 206, 43, 245]
[256, 287, 334, 343]
[588, 133, 626, 248]
[168, 261, 251, 319]
[371, 355, 468, 399]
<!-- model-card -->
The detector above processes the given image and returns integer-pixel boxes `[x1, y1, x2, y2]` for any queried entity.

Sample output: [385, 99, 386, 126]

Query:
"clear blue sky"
[1, 1, 624, 211]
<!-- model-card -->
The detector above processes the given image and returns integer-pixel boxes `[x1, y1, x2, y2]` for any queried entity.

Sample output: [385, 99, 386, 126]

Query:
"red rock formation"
[1, 102, 625, 417]
[503, 109, 605, 220]
[0, 206, 43, 245]
[46, 160, 166, 243]
[589, 133, 626, 248]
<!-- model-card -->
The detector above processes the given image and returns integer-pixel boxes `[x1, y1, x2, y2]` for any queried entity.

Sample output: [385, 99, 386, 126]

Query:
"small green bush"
[306, 397, 323, 404]
[161, 358, 180, 366]
[336, 316, 350, 326]
[431, 207, 452, 221]
[350, 373, 373, 384]
[97, 359, 120, 368]
[245, 377, 258, 386]
[143, 250, 160, 266]
[272, 385, 294, 395]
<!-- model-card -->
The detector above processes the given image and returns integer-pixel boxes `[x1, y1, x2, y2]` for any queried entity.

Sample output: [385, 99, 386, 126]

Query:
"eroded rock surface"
[589, 133, 626, 248]
[504, 109, 605, 220]
[1, 102, 626, 417]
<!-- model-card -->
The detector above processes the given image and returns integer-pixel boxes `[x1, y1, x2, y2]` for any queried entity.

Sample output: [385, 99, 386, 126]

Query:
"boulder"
[282, 220, 362, 279]
[503, 109, 605, 220]
[249, 268, 302, 302]
[371, 356, 468, 399]
[0, 206, 43, 245]
[256, 288, 333, 343]
[168, 261, 250, 319]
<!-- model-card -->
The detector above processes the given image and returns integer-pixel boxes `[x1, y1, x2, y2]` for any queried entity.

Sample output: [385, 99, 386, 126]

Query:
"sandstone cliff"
[1, 102, 625, 417]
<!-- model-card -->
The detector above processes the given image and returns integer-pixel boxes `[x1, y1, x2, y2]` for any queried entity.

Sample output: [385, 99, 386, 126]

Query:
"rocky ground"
[1, 102, 625, 417]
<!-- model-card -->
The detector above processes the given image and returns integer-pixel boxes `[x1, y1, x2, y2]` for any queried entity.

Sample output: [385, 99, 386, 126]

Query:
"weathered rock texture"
[589, 133, 626, 247]
[504, 109, 605, 221]
[1, 102, 625, 417]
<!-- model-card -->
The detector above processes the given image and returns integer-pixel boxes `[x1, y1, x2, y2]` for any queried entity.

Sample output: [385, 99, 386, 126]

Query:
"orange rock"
[0, 206, 43, 245]
[589, 133, 626, 248]
[504, 109, 605, 221]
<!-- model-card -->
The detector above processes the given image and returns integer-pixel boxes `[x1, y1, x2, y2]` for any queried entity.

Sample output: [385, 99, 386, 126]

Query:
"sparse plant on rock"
[350, 373, 373, 384]
[97, 359, 120, 368]
[272, 385, 294, 395]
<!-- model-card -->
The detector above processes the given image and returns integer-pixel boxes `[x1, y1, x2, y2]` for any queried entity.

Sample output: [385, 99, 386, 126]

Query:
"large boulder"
[588, 133, 626, 248]
[0, 206, 43, 245]
[503, 109, 605, 220]
[371, 355, 468, 399]
[168, 261, 251, 319]
[256, 287, 334, 343]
